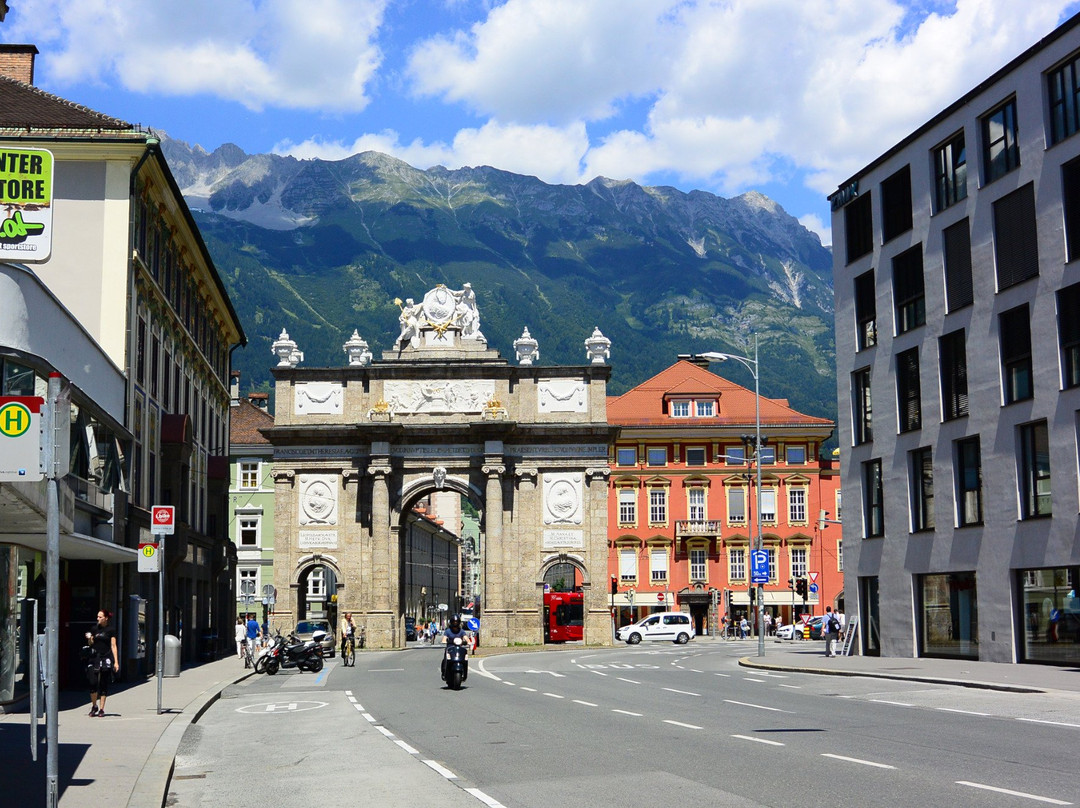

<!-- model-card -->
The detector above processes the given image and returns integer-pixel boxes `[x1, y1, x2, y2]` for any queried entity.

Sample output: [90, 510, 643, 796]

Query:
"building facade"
[0, 45, 246, 673]
[607, 357, 839, 637]
[830, 15, 1080, 664]
[229, 383, 276, 623]
[264, 285, 617, 648]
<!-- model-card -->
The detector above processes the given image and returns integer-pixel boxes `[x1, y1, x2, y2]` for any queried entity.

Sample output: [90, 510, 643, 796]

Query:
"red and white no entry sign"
[151, 505, 175, 535]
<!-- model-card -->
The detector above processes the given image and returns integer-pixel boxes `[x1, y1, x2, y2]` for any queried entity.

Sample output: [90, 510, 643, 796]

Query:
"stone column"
[482, 447, 506, 645]
[341, 468, 362, 613]
[586, 465, 613, 646]
[368, 444, 395, 647]
[272, 468, 296, 620]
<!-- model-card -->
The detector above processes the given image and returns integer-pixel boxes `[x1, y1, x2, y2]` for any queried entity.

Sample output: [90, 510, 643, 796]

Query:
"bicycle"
[242, 638, 255, 669]
[341, 633, 356, 667]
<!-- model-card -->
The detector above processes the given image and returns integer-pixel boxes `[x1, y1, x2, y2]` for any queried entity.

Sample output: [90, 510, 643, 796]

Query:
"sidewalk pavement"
[1, 641, 1076, 808]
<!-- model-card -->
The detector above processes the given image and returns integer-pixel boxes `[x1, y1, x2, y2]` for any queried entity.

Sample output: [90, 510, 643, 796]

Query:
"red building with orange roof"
[607, 356, 841, 637]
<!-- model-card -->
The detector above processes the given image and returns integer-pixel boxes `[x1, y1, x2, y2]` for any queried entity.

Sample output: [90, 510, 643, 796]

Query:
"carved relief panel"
[543, 472, 583, 525]
[298, 474, 338, 526]
[295, 382, 343, 416]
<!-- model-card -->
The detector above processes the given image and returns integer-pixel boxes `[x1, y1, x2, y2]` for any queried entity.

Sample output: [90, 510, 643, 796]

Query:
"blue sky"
[5, 0, 1080, 245]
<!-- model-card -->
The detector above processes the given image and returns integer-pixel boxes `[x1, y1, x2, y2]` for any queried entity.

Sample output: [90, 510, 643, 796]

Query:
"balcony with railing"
[675, 519, 724, 537]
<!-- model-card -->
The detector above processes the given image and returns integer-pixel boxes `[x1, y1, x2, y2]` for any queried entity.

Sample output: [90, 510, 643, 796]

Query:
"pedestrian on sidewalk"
[822, 606, 840, 657]
[739, 616, 749, 639]
[234, 616, 245, 659]
[86, 608, 119, 717]
[245, 612, 260, 657]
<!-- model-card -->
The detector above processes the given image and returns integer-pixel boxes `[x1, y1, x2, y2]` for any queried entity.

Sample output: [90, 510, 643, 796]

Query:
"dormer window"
[668, 398, 716, 418]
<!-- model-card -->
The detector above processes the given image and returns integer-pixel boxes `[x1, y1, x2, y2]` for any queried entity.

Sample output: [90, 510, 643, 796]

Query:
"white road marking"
[394, 739, 419, 754]
[525, 669, 566, 677]
[543, 692, 565, 699]
[376, 725, 395, 738]
[369, 668, 405, 672]
[743, 677, 767, 683]
[501, 681, 516, 686]
[423, 760, 458, 779]
[821, 753, 895, 769]
[871, 699, 914, 707]
[362, 713, 376, 722]
[936, 707, 990, 716]
[612, 709, 643, 716]
[732, 734, 785, 746]
[520, 687, 537, 692]
[1017, 717, 1080, 729]
[714, 672, 730, 677]
[662, 687, 700, 696]
[956, 781, 1072, 805]
[663, 720, 702, 729]
[778, 684, 802, 690]
[724, 699, 787, 712]
[617, 677, 641, 684]
[591, 671, 608, 676]
[573, 699, 598, 706]
[465, 787, 508, 807]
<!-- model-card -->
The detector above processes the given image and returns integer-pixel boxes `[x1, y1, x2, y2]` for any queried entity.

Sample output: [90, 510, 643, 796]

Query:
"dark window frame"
[893, 245, 926, 334]
[845, 193, 874, 264]
[881, 165, 913, 243]
[933, 131, 967, 211]
[863, 458, 884, 538]
[896, 347, 922, 433]
[956, 436, 983, 527]
[1018, 420, 1052, 519]
[943, 218, 973, 311]
[993, 183, 1040, 291]
[981, 98, 1020, 183]
[853, 367, 873, 445]
[910, 446, 934, 532]
[1048, 53, 1080, 144]
[1058, 282, 1080, 389]
[940, 329, 969, 421]
[854, 270, 877, 350]
[1000, 304, 1033, 405]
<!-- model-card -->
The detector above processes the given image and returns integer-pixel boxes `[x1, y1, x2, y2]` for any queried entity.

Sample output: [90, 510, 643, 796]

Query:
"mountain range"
[161, 137, 838, 429]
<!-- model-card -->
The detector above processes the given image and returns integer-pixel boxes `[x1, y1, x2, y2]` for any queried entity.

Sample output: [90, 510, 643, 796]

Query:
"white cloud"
[276, 120, 590, 184]
[406, 0, 677, 123]
[6, 0, 388, 111]
[798, 213, 830, 247]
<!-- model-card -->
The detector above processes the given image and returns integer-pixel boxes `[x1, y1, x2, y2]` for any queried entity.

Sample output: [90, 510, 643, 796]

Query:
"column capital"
[342, 469, 361, 485]
[482, 464, 506, 477]
[514, 466, 538, 480]
[272, 468, 295, 484]
[368, 463, 392, 478]
[586, 466, 611, 481]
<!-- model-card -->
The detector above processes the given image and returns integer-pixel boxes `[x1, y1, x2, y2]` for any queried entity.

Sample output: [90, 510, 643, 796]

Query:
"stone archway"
[266, 283, 618, 649]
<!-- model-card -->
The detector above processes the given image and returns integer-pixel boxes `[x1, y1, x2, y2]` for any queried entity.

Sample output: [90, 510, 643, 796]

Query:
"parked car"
[616, 611, 695, 644]
[294, 620, 334, 657]
[778, 617, 824, 640]
[405, 616, 417, 642]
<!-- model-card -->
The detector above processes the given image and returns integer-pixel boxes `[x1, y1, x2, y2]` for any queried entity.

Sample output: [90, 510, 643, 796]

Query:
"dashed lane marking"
[821, 753, 895, 769]
[724, 699, 787, 712]
[612, 709, 643, 716]
[662, 687, 700, 696]
[465, 787, 508, 807]
[956, 781, 1072, 805]
[732, 734, 785, 746]
[573, 700, 598, 706]
[663, 720, 702, 729]
[423, 759, 458, 779]
[394, 739, 419, 754]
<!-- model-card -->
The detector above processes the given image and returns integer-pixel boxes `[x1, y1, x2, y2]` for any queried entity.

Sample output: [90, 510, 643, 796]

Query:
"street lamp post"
[701, 335, 765, 658]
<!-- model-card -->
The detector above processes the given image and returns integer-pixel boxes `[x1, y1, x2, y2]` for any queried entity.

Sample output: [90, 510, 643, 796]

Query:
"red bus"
[544, 591, 584, 642]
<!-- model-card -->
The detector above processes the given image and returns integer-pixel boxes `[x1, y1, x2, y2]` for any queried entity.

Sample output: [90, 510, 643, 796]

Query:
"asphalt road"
[169, 642, 1080, 808]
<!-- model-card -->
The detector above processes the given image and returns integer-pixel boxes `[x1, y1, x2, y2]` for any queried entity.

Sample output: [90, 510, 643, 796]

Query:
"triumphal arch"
[265, 284, 617, 648]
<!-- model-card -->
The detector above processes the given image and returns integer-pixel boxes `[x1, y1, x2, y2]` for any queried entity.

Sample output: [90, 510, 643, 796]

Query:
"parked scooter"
[254, 632, 286, 674]
[264, 631, 325, 675]
[441, 636, 469, 690]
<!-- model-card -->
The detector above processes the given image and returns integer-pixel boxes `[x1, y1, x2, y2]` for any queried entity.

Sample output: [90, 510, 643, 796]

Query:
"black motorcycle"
[264, 631, 325, 675]
[441, 636, 469, 690]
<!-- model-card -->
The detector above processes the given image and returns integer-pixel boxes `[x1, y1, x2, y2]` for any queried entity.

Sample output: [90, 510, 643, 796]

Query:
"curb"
[737, 656, 1045, 694]
[125, 670, 254, 808]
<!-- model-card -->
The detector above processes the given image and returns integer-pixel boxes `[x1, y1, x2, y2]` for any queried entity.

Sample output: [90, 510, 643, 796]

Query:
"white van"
[616, 611, 695, 645]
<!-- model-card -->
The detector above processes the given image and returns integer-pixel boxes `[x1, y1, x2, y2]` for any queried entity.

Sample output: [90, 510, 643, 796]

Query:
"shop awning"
[1, 531, 136, 563]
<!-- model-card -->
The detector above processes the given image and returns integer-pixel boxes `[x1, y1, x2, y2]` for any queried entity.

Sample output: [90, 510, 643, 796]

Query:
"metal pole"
[754, 336, 765, 658]
[157, 534, 164, 714]
[45, 372, 60, 808]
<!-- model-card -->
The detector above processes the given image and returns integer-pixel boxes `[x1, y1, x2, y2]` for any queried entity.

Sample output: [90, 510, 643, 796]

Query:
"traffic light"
[748, 586, 756, 604]
[610, 576, 618, 596]
[818, 509, 828, 531]
[788, 577, 795, 592]
[796, 578, 808, 598]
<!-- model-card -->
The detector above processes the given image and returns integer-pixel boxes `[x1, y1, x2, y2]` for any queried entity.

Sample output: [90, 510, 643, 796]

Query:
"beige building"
[265, 287, 617, 647]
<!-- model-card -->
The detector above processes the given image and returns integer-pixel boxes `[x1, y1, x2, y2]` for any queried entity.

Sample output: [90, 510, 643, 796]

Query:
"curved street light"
[701, 334, 765, 658]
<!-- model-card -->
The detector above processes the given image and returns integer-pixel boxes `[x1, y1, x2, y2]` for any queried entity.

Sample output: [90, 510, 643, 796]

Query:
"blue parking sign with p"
[750, 549, 769, 584]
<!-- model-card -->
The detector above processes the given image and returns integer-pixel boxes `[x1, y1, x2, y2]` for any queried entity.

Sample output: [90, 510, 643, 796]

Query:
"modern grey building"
[830, 14, 1080, 665]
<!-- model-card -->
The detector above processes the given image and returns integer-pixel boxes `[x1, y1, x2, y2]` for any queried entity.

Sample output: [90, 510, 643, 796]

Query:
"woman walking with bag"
[86, 608, 119, 717]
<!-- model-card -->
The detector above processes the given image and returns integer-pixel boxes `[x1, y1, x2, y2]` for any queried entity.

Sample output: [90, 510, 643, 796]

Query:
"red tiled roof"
[607, 359, 832, 428]
[230, 399, 274, 445]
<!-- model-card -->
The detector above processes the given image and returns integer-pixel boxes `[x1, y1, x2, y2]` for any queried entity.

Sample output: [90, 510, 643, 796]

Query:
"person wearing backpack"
[822, 606, 841, 657]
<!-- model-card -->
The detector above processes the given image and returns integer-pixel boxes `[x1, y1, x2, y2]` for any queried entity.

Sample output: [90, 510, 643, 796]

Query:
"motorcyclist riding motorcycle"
[440, 615, 469, 681]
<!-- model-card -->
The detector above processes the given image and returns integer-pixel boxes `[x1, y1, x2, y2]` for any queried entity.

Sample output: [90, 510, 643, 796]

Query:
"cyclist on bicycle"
[340, 612, 356, 657]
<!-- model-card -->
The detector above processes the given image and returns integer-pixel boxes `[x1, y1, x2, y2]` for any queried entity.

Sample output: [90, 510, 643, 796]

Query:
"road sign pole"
[157, 532, 164, 714]
[44, 373, 61, 808]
